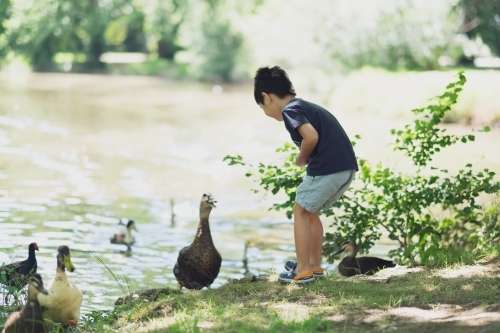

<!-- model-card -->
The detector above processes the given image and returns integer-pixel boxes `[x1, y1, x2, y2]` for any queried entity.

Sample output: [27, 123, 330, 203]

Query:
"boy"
[253, 66, 358, 284]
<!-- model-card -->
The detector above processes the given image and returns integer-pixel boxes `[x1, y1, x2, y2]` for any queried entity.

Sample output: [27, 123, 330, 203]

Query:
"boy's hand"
[295, 154, 309, 166]
[296, 123, 318, 167]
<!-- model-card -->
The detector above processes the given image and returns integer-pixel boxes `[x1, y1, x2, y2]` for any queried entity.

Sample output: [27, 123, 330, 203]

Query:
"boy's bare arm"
[296, 123, 319, 166]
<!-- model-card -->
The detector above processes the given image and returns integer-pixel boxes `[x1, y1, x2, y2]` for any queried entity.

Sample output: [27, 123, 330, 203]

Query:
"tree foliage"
[457, 0, 500, 57]
[199, 11, 243, 81]
[0, 0, 9, 35]
[5, 0, 189, 71]
[7, 0, 136, 71]
[0, 0, 10, 61]
[224, 72, 500, 265]
[315, 0, 463, 71]
[3, 0, 254, 78]
[2, 1, 498, 76]
[149, 0, 187, 60]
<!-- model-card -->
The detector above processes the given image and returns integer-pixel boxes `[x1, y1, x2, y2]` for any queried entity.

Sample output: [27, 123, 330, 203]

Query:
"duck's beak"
[203, 193, 216, 208]
[132, 224, 138, 232]
[37, 284, 49, 295]
[332, 247, 345, 256]
[63, 255, 76, 272]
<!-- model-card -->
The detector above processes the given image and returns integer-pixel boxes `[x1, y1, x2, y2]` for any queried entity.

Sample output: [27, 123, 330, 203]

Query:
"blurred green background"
[0, 0, 499, 82]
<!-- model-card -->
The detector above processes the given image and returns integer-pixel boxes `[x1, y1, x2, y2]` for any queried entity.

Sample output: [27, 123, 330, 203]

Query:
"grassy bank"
[68, 257, 500, 333]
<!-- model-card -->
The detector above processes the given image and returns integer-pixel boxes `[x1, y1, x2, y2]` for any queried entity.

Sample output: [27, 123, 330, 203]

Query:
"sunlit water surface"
[1, 72, 498, 317]
[0, 72, 330, 316]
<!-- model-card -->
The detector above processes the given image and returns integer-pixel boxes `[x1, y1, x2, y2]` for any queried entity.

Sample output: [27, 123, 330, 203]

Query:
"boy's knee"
[293, 203, 311, 217]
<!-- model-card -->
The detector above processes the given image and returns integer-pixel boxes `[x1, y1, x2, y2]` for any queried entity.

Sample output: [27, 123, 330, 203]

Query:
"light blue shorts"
[296, 169, 356, 212]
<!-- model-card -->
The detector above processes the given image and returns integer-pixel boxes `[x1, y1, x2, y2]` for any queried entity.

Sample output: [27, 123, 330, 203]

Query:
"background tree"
[316, 0, 463, 71]
[0, 0, 11, 62]
[196, 0, 244, 81]
[3, 0, 495, 75]
[123, 9, 147, 53]
[105, 6, 147, 53]
[457, 0, 500, 57]
[150, 0, 188, 60]
[8, 0, 134, 71]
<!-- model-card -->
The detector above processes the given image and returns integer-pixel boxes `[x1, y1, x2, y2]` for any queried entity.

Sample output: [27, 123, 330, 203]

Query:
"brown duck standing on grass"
[0, 243, 39, 290]
[2, 273, 48, 333]
[333, 240, 396, 277]
[174, 193, 222, 290]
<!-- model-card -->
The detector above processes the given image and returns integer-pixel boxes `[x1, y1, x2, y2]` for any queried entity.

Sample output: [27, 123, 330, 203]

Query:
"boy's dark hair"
[254, 66, 296, 104]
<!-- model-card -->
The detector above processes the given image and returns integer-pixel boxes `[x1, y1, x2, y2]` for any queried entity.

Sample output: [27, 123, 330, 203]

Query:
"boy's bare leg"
[309, 212, 323, 270]
[293, 203, 312, 275]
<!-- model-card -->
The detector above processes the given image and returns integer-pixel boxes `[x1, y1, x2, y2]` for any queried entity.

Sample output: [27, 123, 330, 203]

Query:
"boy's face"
[259, 93, 283, 121]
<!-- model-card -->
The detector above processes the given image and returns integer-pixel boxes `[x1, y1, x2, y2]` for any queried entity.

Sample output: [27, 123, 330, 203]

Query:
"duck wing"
[357, 257, 395, 275]
[174, 245, 221, 289]
[18, 256, 38, 277]
[0, 258, 37, 288]
[110, 232, 125, 244]
[338, 257, 363, 276]
[110, 226, 135, 245]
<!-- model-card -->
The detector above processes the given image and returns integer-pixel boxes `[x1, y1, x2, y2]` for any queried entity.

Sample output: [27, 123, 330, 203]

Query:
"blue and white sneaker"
[278, 269, 315, 285]
[285, 260, 325, 278]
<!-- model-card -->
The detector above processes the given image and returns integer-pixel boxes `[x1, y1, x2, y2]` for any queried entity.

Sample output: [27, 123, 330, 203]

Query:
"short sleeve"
[282, 108, 309, 130]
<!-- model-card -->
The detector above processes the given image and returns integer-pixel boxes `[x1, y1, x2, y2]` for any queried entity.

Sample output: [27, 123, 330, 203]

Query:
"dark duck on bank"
[0, 242, 39, 290]
[174, 193, 222, 290]
[2, 274, 48, 333]
[333, 240, 396, 277]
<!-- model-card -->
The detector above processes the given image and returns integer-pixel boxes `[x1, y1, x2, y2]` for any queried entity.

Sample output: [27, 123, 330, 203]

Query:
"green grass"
[2, 248, 500, 332]
[68, 254, 500, 333]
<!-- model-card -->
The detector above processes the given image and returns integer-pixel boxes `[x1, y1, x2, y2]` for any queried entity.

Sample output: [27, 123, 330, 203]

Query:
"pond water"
[0, 71, 498, 316]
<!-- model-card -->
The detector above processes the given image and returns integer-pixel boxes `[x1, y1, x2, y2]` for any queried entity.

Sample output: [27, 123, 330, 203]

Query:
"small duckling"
[110, 219, 138, 251]
[333, 240, 396, 277]
[37, 245, 82, 329]
[0, 242, 39, 290]
[174, 193, 222, 290]
[2, 273, 48, 333]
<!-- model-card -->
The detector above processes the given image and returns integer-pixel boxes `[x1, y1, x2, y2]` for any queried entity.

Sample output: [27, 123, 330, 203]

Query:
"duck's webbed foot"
[178, 283, 183, 290]
[63, 319, 78, 327]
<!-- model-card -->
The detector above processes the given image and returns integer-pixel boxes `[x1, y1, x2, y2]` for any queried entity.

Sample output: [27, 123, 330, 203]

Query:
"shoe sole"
[278, 277, 315, 285]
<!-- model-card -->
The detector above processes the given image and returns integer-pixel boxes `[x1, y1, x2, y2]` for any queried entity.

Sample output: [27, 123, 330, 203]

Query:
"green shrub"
[224, 72, 500, 265]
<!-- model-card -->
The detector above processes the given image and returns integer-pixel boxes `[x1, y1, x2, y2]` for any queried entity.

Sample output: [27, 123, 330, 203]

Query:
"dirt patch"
[437, 265, 496, 279]
[322, 306, 500, 333]
[320, 262, 500, 332]
[273, 303, 310, 321]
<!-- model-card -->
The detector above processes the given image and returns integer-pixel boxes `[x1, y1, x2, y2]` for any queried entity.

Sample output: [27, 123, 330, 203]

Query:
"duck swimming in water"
[333, 240, 396, 277]
[110, 219, 138, 251]
[2, 273, 48, 333]
[174, 193, 222, 290]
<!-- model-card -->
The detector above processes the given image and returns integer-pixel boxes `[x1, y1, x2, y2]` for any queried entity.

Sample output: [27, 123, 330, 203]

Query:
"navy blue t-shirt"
[282, 98, 358, 176]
